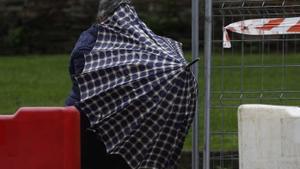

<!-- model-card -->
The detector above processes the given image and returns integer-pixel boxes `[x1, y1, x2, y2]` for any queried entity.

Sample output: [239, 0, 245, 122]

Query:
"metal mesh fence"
[208, 0, 300, 169]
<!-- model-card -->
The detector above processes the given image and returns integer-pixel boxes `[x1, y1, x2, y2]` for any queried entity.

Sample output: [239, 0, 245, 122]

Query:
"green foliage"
[0, 0, 194, 54]
[5, 27, 25, 47]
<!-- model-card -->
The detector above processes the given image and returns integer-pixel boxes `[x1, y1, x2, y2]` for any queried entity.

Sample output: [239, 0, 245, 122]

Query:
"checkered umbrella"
[75, 3, 198, 169]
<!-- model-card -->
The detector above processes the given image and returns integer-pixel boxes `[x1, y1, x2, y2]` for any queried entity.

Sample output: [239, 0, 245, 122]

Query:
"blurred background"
[0, 0, 197, 54]
[0, 1, 199, 168]
[0, 0, 200, 114]
[2, 0, 300, 169]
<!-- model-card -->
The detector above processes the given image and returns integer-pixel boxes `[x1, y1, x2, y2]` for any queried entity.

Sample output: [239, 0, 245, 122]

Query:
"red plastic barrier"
[0, 107, 81, 169]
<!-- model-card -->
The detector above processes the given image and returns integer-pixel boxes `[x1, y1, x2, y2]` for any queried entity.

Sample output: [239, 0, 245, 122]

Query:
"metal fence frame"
[198, 0, 300, 169]
[191, 1, 200, 169]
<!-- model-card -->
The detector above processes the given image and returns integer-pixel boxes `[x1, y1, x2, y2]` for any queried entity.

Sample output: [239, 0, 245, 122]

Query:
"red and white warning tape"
[223, 17, 300, 48]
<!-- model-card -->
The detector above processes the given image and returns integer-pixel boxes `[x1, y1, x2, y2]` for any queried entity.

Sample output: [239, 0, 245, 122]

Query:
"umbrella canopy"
[75, 3, 198, 169]
[97, 0, 131, 21]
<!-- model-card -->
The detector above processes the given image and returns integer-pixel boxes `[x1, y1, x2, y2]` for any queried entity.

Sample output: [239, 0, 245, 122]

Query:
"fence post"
[192, 0, 200, 169]
[204, 0, 212, 168]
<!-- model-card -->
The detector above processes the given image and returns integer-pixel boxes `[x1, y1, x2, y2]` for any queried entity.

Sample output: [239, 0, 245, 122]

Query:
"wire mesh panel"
[209, 0, 300, 169]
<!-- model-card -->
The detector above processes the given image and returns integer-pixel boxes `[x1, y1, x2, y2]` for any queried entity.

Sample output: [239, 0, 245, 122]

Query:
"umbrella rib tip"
[185, 58, 200, 70]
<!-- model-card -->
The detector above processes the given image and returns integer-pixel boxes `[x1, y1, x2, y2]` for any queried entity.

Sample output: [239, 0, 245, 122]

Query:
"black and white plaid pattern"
[97, 0, 131, 21]
[75, 4, 197, 169]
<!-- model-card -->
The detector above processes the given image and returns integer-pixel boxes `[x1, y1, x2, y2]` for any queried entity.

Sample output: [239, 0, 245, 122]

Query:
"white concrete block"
[238, 104, 300, 169]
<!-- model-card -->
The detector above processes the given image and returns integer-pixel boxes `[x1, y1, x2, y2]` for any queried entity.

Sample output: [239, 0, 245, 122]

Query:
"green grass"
[0, 55, 71, 114]
[184, 52, 300, 151]
[1, 53, 300, 151]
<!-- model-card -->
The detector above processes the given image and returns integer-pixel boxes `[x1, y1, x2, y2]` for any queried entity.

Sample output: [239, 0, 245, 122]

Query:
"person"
[66, 1, 197, 169]
[65, 1, 132, 169]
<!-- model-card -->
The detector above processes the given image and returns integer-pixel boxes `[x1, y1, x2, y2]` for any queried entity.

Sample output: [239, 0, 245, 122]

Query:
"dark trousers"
[80, 112, 131, 169]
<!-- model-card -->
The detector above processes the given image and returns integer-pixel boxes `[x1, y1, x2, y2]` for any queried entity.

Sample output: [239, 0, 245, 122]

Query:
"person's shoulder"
[85, 24, 98, 37]
[72, 25, 98, 57]
[78, 25, 98, 42]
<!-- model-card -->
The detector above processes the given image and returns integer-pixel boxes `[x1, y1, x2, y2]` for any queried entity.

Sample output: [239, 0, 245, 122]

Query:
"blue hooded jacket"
[65, 25, 98, 106]
[65, 0, 131, 106]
